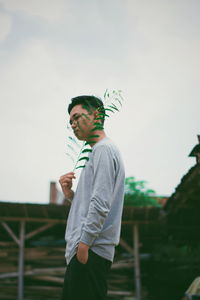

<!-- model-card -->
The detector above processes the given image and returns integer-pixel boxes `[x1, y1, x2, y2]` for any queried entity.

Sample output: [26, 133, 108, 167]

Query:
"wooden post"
[18, 221, 25, 300]
[133, 224, 141, 300]
[1, 221, 20, 245]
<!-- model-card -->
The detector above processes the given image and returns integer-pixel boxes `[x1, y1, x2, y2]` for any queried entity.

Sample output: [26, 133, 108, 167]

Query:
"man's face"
[69, 104, 96, 141]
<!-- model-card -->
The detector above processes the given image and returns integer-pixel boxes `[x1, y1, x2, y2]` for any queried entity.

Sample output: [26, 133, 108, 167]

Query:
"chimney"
[49, 181, 58, 204]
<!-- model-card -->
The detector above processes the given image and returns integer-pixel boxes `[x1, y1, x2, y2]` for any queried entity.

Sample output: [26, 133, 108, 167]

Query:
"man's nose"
[71, 121, 77, 129]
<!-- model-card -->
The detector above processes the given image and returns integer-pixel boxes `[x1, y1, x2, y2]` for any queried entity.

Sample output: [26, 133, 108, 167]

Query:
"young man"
[59, 95, 125, 300]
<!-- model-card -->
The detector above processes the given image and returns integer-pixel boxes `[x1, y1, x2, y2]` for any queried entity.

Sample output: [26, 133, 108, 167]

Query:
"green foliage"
[124, 176, 160, 207]
[153, 242, 200, 264]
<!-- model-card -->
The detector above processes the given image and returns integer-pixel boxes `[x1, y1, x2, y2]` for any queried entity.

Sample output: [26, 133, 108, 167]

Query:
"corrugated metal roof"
[0, 202, 69, 222]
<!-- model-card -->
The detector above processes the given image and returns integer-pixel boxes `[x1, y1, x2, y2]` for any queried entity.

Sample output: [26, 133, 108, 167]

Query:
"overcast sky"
[0, 0, 199, 203]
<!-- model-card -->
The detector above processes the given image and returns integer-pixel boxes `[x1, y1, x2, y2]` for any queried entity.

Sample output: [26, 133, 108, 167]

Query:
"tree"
[124, 176, 161, 207]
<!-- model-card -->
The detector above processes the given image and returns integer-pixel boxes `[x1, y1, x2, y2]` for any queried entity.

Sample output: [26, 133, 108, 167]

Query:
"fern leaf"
[88, 135, 99, 139]
[68, 89, 123, 172]
[75, 165, 85, 169]
[114, 97, 122, 106]
[82, 148, 92, 153]
[78, 157, 89, 162]
[95, 116, 108, 121]
[104, 89, 108, 99]
[68, 136, 80, 148]
[105, 108, 114, 113]
[85, 141, 96, 145]
[98, 112, 110, 117]
[81, 113, 90, 120]
[91, 124, 104, 132]
[108, 104, 119, 111]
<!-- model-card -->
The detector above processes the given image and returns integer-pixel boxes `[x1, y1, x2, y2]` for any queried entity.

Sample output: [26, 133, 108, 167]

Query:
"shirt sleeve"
[80, 145, 116, 246]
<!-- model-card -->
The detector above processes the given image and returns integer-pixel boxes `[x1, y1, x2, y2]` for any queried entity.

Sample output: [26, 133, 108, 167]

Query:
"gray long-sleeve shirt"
[65, 137, 125, 264]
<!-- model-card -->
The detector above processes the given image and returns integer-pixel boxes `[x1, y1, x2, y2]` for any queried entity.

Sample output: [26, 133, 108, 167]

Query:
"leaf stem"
[72, 141, 87, 172]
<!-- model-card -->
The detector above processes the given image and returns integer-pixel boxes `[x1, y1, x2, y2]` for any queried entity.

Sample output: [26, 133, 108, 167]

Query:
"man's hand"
[76, 242, 89, 264]
[59, 172, 76, 199]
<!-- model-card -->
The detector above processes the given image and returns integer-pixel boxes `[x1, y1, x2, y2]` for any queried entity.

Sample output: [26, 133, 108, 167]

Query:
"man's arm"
[80, 145, 115, 247]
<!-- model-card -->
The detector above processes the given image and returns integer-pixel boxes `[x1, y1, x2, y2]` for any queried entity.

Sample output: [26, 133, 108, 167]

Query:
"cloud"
[0, 11, 12, 41]
[0, 0, 199, 202]
[1, 0, 66, 21]
[127, 0, 200, 39]
[0, 37, 69, 203]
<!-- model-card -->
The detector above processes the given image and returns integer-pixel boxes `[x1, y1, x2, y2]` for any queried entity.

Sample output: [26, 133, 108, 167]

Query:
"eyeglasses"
[69, 114, 82, 126]
[69, 113, 90, 126]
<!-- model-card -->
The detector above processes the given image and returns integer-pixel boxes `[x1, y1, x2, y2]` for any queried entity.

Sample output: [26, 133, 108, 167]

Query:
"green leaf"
[75, 165, 85, 169]
[68, 136, 80, 147]
[108, 104, 119, 111]
[85, 141, 96, 145]
[118, 92, 124, 100]
[98, 112, 109, 117]
[82, 113, 90, 120]
[78, 157, 89, 162]
[82, 149, 92, 153]
[124, 176, 158, 207]
[93, 122, 103, 126]
[105, 108, 114, 113]
[95, 116, 108, 121]
[88, 135, 99, 139]
[104, 88, 108, 99]
[91, 125, 104, 131]
[115, 97, 122, 106]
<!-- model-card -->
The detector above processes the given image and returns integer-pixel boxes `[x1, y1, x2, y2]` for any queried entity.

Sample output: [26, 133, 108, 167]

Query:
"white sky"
[0, 0, 199, 203]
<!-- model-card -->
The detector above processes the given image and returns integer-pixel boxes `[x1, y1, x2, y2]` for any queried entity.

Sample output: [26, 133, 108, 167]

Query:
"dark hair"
[68, 95, 105, 124]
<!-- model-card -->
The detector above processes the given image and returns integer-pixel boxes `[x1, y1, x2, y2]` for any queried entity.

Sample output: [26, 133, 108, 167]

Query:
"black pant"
[61, 249, 112, 300]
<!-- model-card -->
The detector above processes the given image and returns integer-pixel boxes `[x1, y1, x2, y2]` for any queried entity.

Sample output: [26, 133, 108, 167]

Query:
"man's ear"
[94, 109, 104, 124]
[93, 110, 99, 120]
